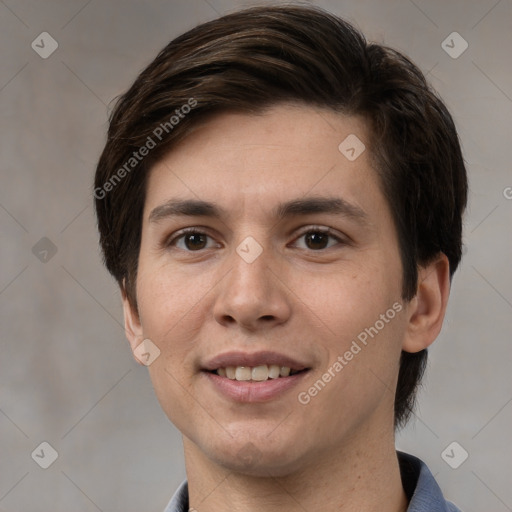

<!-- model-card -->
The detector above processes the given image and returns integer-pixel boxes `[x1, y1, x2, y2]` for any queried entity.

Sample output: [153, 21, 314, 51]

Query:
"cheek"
[295, 278, 405, 438]
[295, 263, 405, 384]
[136, 265, 208, 429]
[296, 261, 397, 336]
[137, 258, 204, 337]
[135, 257, 224, 386]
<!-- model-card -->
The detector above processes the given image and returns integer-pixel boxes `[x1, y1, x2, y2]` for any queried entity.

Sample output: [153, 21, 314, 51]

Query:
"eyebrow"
[149, 196, 368, 224]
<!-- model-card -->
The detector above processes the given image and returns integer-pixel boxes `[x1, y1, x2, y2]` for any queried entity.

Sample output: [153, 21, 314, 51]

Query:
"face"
[124, 104, 411, 477]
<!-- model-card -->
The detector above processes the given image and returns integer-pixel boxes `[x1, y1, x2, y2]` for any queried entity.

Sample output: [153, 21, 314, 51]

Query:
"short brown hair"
[94, 4, 467, 428]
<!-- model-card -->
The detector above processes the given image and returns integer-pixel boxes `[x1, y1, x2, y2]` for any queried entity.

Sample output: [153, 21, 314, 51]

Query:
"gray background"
[1, 0, 511, 510]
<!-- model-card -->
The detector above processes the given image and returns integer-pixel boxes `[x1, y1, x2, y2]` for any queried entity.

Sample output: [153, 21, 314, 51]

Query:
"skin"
[122, 103, 450, 512]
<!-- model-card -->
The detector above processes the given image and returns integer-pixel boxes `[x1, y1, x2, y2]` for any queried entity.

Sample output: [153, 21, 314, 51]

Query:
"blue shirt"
[163, 451, 462, 511]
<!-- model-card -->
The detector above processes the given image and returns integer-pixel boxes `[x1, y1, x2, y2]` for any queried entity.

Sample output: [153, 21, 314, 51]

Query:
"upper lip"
[202, 350, 309, 372]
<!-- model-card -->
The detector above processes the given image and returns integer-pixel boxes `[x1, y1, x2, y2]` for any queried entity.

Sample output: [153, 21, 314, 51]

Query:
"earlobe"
[402, 254, 451, 353]
[121, 284, 145, 365]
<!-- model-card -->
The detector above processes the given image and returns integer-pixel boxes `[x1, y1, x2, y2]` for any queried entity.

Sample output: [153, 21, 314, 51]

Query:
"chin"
[207, 437, 307, 478]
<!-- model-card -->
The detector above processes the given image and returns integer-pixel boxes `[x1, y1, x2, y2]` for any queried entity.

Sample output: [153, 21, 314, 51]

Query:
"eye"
[165, 226, 346, 253]
[292, 227, 345, 251]
[166, 228, 218, 251]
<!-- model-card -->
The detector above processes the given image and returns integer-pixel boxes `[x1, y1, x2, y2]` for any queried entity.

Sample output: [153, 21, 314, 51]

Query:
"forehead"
[143, 103, 384, 222]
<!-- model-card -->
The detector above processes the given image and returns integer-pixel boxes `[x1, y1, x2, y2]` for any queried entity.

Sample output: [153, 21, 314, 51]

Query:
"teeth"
[235, 366, 252, 381]
[279, 366, 290, 377]
[216, 364, 299, 381]
[252, 365, 268, 381]
[268, 364, 281, 379]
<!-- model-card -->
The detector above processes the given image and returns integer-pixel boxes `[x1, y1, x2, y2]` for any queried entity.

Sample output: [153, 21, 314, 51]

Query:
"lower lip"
[202, 371, 309, 403]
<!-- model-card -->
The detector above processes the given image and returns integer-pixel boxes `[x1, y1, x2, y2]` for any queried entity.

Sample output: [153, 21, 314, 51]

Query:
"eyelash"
[165, 226, 346, 252]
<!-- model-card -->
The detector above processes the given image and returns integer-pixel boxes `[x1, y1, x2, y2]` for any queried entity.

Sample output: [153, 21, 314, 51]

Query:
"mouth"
[207, 364, 308, 381]
[201, 351, 311, 402]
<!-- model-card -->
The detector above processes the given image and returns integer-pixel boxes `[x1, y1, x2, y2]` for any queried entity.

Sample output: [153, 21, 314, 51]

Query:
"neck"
[183, 422, 408, 512]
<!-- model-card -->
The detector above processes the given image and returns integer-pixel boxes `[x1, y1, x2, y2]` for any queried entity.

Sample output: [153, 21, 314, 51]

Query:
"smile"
[213, 364, 304, 381]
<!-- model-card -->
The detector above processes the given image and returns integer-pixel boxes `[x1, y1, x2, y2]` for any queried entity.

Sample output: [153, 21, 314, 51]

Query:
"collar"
[163, 452, 461, 512]
[397, 451, 461, 511]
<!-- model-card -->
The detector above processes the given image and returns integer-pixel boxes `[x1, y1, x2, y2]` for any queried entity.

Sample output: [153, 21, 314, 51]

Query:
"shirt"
[163, 451, 462, 511]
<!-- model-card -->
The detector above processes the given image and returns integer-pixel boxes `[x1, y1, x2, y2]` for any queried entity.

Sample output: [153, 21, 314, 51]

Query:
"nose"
[212, 243, 292, 332]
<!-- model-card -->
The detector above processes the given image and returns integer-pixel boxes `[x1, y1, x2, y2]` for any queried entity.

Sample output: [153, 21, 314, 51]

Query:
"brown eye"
[182, 233, 208, 250]
[293, 228, 343, 251]
[304, 231, 330, 250]
[167, 229, 217, 251]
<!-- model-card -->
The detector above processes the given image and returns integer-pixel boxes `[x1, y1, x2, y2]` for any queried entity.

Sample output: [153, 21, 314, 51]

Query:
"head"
[94, 4, 467, 468]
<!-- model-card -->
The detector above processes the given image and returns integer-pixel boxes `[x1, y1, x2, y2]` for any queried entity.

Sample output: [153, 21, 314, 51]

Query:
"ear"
[402, 253, 451, 353]
[121, 282, 145, 366]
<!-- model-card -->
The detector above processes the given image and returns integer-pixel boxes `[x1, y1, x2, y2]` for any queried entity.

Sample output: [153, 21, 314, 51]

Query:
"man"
[94, 5, 467, 511]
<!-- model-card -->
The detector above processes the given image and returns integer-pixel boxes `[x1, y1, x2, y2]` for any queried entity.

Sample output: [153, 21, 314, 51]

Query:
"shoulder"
[397, 451, 463, 512]
[163, 480, 189, 512]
